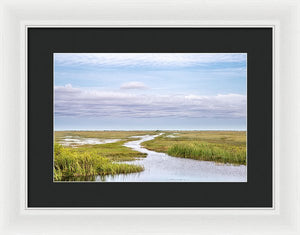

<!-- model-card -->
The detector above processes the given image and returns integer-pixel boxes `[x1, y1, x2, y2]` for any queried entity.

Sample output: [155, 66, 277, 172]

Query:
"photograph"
[53, 53, 247, 182]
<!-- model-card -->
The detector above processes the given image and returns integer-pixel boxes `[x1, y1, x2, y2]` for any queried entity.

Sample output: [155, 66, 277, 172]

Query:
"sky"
[54, 53, 247, 130]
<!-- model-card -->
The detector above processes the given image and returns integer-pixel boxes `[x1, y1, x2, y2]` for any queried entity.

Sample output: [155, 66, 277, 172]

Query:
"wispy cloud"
[54, 53, 247, 69]
[120, 81, 148, 90]
[54, 85, 246, 119]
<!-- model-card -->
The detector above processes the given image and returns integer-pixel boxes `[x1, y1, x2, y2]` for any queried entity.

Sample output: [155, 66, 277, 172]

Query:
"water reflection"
[61, 175, 96, 182]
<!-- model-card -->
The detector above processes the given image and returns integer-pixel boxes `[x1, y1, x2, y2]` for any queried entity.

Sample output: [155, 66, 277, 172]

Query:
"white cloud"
[54, 53, 246, 68]
[120, 82, 148, 90]
[65, 83, 72, 88]
[54, 85, 246, 119]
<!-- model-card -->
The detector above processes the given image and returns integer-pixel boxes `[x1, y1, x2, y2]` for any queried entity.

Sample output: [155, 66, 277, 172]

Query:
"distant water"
[96, 134, 247, 182]
[60, 136, 121, 146]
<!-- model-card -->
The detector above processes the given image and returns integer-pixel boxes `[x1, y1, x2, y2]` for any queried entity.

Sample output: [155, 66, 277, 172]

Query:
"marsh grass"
[54, 143, 144, 181]
[142, 131, 246, 165]
[74, 140, 147, 161]
[167, 142, 246, 165]
[53, 130, 247, 181]
[55, 131, 150, 161]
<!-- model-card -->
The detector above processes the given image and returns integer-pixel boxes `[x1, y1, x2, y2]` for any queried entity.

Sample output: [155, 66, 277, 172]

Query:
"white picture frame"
[0, 0, 299, 234]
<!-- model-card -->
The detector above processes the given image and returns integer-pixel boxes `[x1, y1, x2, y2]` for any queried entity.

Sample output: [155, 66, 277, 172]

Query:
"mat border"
[26, 26, 271, 208]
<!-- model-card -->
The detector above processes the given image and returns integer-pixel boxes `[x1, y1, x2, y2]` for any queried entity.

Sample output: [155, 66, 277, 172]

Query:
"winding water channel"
[96, 134, 247, 182]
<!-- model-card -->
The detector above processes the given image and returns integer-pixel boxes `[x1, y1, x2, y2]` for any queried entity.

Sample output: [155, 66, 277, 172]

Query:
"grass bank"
[142, 131, 246, 165]
[72, 140, 147, 162]
[54, 143, 144, 181]
[54, 131, 160, 161]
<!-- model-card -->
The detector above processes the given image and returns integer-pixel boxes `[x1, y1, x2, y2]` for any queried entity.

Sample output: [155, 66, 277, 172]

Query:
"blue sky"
[54, 53, 247, 130]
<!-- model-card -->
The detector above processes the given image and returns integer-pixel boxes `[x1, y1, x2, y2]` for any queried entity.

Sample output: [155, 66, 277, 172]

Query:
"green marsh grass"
[54, 143, 144, 181]
[73, 141, 147, 161]
[167, 142, 246, 165]
[142, 131, 246, 165]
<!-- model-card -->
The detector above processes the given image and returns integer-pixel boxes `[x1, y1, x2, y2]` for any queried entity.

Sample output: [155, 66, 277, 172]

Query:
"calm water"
[95, 134, 247, 182]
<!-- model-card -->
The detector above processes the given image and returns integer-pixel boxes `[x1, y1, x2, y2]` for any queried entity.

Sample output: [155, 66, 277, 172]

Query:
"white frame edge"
[1, 0, 299, 234]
